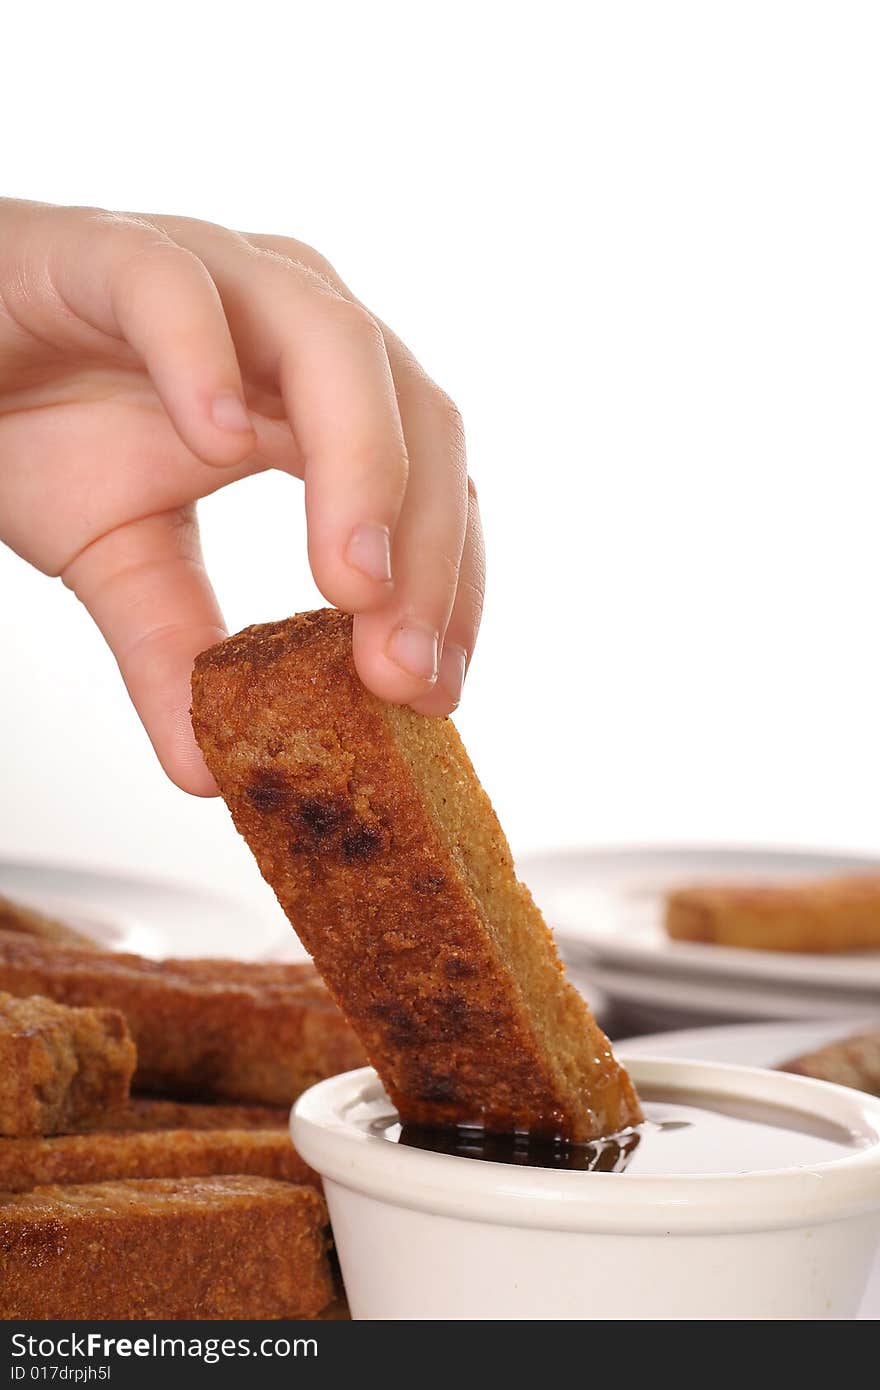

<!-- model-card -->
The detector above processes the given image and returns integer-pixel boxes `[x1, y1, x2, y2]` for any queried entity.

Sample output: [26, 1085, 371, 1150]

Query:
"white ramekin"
[291, 1056, 880, 1320]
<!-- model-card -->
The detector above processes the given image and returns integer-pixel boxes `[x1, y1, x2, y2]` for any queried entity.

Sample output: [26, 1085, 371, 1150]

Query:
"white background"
[2, 2, 879, 919]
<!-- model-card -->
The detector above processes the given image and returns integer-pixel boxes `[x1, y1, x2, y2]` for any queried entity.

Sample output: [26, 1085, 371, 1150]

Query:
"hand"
[0, 200, 484, 794]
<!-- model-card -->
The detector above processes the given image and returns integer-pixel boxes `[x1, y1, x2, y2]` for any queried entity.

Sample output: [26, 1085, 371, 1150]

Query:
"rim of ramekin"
[291, 1056, 880, 1235]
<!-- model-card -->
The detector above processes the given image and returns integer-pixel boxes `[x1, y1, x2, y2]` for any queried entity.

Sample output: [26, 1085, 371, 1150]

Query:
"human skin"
[0, 199, 485, 795]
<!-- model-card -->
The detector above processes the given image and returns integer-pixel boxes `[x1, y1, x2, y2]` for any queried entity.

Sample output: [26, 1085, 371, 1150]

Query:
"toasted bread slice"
[780, 1029, 880, 1095]
[191, 609, 641, 1142]
[667, 874, 880, 952]
[0, 1126, 317, 1192]
[0, 1175, 333, 1319]
[0, 893, 97, 949]
[150, 955, 330, 994]
[0, 992, 135, 1136]
[81, 1096, 289, 1132]
[0, 933, 365, 1106]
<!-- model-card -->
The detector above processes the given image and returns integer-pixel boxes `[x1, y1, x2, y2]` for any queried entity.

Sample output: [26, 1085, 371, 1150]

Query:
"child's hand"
[0, 200, 483, 795]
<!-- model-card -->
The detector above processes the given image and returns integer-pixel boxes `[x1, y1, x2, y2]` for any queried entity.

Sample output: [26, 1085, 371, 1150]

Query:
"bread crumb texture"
[192, 610, 641, 1141]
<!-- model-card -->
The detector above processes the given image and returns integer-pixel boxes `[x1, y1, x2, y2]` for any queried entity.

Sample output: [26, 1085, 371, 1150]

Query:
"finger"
[44, 211, 257, 468]
[156, 231, 410, 613]
[61, 507, 224, 796]
[238, 235, 481, 710]
[349, 368, 469, 705]
[294, 293, 409, 609]
[408, 477, 486, 715]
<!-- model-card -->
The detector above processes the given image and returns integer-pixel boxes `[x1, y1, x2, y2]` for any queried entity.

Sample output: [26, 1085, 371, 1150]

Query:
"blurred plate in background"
[519, 845, 880, 1030]
[618, 1017, 880, 1066]
[0, 858, 304, 961]
[587, 963, 880, 1031]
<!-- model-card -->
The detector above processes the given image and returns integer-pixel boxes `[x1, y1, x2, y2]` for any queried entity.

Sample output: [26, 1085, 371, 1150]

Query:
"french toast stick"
[0, 894, 97, 949]
[154, 959, 330, 999]
[0, 933, 365, 1105]
[191, 609, 642, 1142]
[81, 1096, 289, 1131]
[0, 1126, 317, 1192]
[666, 874, 880, 952]
[0, 992, 135, 1136]
[780, 1029, 880, 1095]
[0, 1176, 333, 1319]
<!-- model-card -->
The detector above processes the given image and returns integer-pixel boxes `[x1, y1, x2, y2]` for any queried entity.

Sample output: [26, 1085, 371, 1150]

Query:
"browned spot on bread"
[443, 956, 476, 981]
[413, 873, 446, 894]
[433, 993, 469, 1042]
[246, 771, 292, 813]
[341, 825, 383, 863]
[371, 1002, 418, 1046]
[296, 797, 350, 838]
[416, 1076, 459, 1104]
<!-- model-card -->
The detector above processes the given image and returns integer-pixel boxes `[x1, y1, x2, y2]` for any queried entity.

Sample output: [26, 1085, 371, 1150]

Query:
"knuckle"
[243, 233, 342, 289]
[328, 296, 385, 348]
[287, 238, 340, 286]
[249, 244, 341, 303]
[81, 210, 162, 244]
[57, 203, 106, 228]
[152, 212, 223, 241]
[435, 388, 464, 434]
[119, 237, 203, 290]
[408, 375, 465, 443]
[65, 212, 210, 293]
[333, 296, 377, 331]
[68, 205, 114, 228]
[245, 244, 303, 284]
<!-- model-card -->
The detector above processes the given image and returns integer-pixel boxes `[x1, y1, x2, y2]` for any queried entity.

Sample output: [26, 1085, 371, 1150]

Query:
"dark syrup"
[397, 1121, 668, 1172]
[369, 1085, 861, 1175]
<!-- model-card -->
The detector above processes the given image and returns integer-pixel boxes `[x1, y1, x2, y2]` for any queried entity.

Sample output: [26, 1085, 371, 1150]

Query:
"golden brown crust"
[191, 609, 641, 1142]
[0, 1127, 318, 1192]
[779, 1030, 880, 1094]
[0, 1175, 333, 1319]
[666, 875, 880, 952]
[79, 1096, 290, 1132]
[150, 955, 329, 993]
[0, 894, 97, 949]
[0, 933, 365, 1106]
[0, 992, 135, 1136]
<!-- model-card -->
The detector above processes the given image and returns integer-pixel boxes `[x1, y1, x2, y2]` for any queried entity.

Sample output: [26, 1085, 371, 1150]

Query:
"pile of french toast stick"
[6, 608, 879, 1321]
[1, 606, 649, 1318]
[4, 607, 879, 1320]
[0, 894, 364, 1320]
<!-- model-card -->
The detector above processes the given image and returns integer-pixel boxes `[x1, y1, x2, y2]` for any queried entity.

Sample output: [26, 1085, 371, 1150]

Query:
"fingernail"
[211, 392, 252, 434]
[387, 622, 439, 683]
[345, 524, 392, 585]
[438, 643, 467, 707]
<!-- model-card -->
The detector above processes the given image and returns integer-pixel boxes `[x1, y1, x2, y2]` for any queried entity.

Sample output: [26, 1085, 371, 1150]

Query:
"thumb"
[62, 507, 224, 796]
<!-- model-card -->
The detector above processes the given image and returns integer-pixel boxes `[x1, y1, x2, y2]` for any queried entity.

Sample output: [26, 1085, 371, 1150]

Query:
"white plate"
[589, 963, 880, 1028]
[0, 857, 305, 961]
[519, 845, 880, 993]
[619, 1017, 880, 1068]
[617, 1017, 880, 1319]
